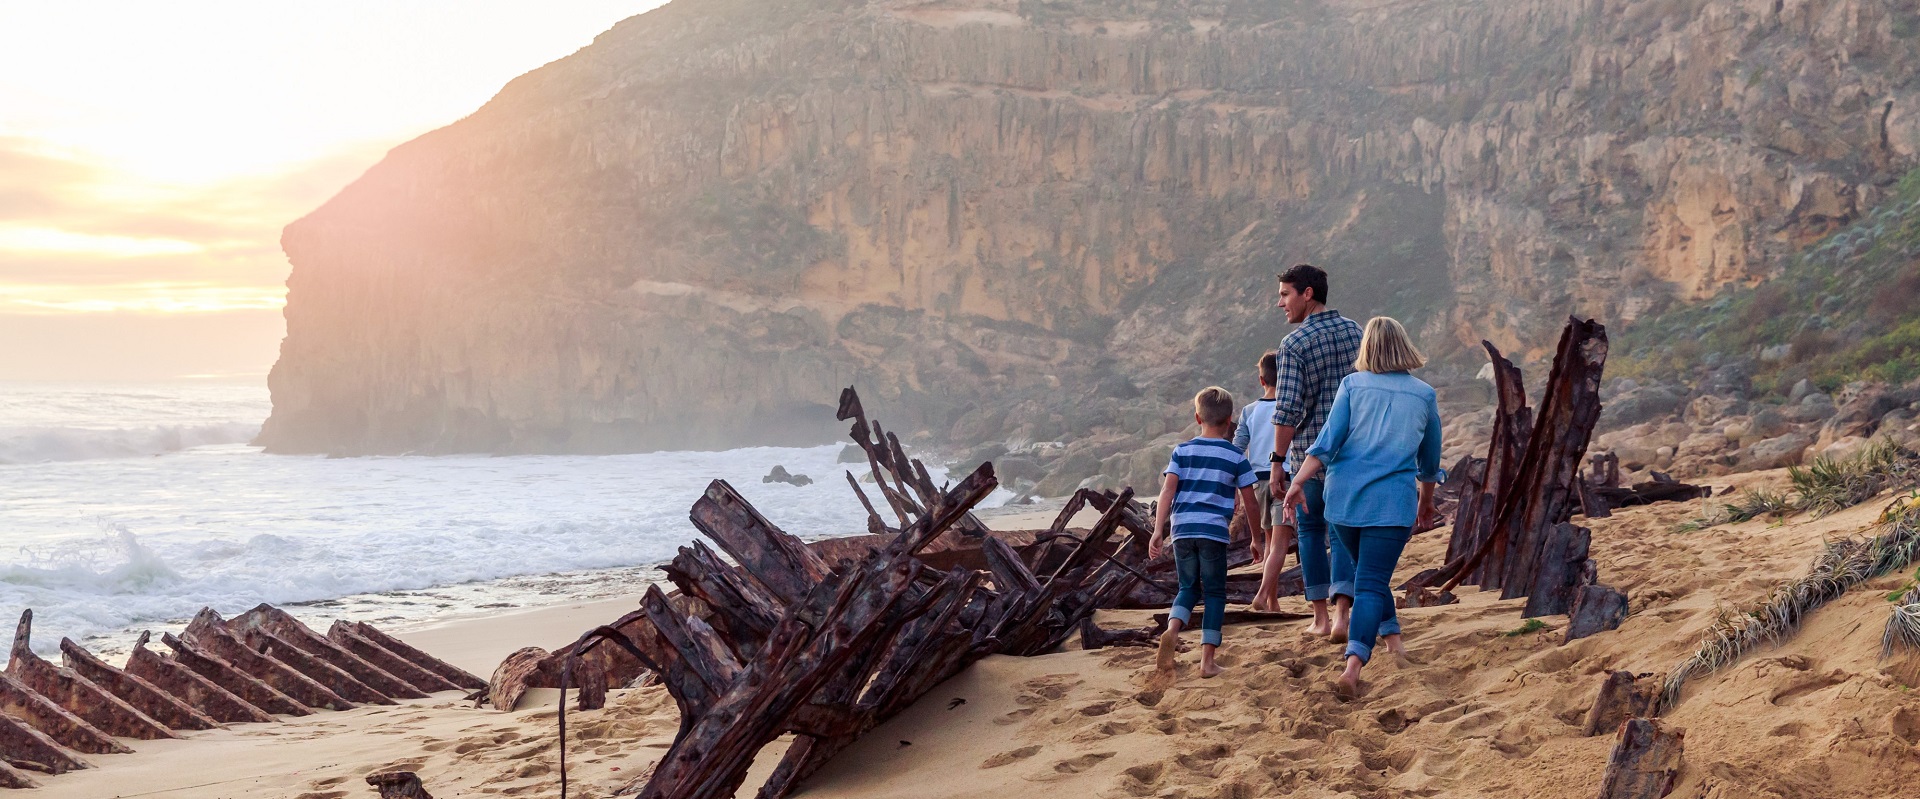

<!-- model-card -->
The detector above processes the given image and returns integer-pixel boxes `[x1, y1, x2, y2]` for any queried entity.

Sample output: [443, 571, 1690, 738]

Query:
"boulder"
[1815, 385, 1899, 449]
[1741, 432, 1815, 470]
[761, 465, 813, 486]
[1813, 436, 1871, 464]
[1601, 385, 1687, 427]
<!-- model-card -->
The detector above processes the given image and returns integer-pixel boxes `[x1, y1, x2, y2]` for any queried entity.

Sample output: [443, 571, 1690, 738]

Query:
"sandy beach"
[24, 469, 1920, 799]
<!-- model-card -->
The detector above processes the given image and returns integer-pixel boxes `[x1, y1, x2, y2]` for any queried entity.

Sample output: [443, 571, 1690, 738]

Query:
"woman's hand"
[1415, 501, 1439, 534]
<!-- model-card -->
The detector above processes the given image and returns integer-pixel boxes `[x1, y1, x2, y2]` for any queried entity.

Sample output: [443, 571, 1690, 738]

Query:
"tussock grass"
[1504, 619, 1548, 638]
[1672, 440, 1920, 532]
[1885, 585, 1920, 661]
[1659, 500, 1920, 713]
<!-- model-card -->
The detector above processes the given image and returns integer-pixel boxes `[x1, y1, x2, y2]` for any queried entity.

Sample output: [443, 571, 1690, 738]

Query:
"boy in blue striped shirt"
[1150, 386, 1264, 679]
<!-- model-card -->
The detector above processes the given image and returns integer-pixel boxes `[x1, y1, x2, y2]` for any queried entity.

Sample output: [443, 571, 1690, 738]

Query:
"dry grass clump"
[1885, 572, 1920, 661]
[1673, 439, 1920, 532]
[1660, 500, 1920, 713]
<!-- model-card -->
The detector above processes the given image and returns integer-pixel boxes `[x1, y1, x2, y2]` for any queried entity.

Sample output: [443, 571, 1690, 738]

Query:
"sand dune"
[25, 469, 1920, 798]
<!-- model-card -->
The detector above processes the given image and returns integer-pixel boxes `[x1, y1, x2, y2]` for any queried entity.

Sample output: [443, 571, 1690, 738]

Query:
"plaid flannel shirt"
[1273, 309, 1363, 474]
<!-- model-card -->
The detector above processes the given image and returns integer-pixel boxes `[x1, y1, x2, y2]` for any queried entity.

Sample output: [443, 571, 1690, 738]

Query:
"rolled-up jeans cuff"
[1380, 618, 1402, 637]
[1330, 580, 1355, 600]
[1345, 640, 1373, 664]
[1169, 606, 1193, 625]
[1303, 584, 1331, 602]
[1200, 629, 1222, 647]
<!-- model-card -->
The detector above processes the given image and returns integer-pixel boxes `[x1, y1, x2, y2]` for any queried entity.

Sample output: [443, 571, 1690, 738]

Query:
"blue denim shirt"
[1305, 371, 1445, 528]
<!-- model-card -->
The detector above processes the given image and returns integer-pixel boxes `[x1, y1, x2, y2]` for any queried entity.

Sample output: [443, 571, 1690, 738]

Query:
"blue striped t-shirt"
[1163, 436, 1257, 543]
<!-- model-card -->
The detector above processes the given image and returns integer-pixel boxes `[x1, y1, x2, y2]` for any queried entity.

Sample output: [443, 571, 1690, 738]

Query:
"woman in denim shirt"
[1281, 316, 1443, 699]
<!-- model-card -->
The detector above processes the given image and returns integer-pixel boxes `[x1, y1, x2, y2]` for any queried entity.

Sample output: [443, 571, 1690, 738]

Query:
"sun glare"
[0, 283, 285, 314]
[0, 226, 205, 258]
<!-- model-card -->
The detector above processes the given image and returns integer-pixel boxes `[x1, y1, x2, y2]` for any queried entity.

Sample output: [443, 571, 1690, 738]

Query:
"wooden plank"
[1582, 672, 1659, 737]
[1596, 718, 1684, 799]
[1566, 584, 1632, 642]
[1500, 318, 1608, 599]
[690, 479, 832, 605]
[1522, 523, 1594, 618]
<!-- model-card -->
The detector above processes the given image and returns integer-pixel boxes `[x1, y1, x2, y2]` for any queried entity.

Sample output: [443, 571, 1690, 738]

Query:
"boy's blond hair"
[1193, 386, 1235, 425]
[1354, 316, 1426, 373]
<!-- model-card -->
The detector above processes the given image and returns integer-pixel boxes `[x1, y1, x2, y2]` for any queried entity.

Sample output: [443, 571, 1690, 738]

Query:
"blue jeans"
[1332, 523, 1411, 664]
[1296, 478, 1354, 602]
[1169, 538, 1228, 646]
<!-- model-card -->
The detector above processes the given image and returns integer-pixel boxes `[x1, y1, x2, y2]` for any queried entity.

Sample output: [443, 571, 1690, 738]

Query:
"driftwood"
[1588, 473, 1712, 511]
[1596, 718, 1684, 799]
[7, 611, 176, 741]
[367, 770, 435, 798]
[1407, 318, 1609, 618]
[1566, 585, 1631, 642]
[1582, 672, 1660, 737]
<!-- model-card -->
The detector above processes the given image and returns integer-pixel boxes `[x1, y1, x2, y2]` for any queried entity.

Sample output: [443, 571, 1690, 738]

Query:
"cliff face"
[261, 0, 1920, 458]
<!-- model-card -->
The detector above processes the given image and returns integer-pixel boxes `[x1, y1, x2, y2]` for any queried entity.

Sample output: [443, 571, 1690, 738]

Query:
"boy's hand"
[1148, 534, 1167, 561]
[1250, 532, 1265, 564]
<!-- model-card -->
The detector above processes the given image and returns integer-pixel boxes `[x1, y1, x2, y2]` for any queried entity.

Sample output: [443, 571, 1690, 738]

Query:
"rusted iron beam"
[0, 710, 91, 775]
[7, 611, 175, 741]
[345, 622, 486, 691]
[59, 637, 222, 731]
[484, 647, 552, 712]
[0, 760, 39, 789]
[228, 605, 428, 700]
[0, 670, 130, 755]
[1596, 718, 1684, 799]
[160, 632, 311, 717]
[183, 610, 356, 711]
[326, 623, 461, 694]
[690, 480, 832, 605]
[124, 632, 275, 724]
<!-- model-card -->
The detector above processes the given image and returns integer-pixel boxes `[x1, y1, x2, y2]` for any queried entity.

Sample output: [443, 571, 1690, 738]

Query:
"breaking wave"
[0, 422, 260, 464]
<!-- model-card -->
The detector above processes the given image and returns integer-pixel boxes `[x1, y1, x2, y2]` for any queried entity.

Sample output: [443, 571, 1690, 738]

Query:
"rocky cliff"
[261, 0, 1920, 479]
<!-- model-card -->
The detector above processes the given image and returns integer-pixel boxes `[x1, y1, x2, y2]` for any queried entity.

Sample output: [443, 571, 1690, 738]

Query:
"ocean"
[0, 381, 1000, 657]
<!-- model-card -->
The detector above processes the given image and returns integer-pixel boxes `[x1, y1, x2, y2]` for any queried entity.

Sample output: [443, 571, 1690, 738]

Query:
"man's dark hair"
[1278, 263, 1330, 305]
[1258, 350, 1278, 387]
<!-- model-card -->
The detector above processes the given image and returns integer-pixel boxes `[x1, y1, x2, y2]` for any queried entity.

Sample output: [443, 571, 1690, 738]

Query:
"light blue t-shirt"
[1232, 397, 1278, 477]
[1305, 371, 1445, 529]
[1162, 437, 1258, 543]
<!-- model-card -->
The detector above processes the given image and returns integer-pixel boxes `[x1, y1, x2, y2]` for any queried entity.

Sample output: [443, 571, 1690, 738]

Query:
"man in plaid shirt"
[1267, 264, 1363, 640]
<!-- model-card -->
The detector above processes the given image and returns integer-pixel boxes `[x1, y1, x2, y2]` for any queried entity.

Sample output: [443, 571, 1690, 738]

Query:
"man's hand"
[1148, 534, 1167, 561]
[1280, 481, 1307, 525]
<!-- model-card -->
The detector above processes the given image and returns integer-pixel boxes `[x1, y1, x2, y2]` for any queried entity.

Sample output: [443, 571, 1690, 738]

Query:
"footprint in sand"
[994, 707, 1037, 725]
[980, 744, 1042, 768]
[1071, 720, 1137, 742]
[292, 792, 346, 799]
[1076, 700, 1116, 716]
[1040, 751, 1115, 777]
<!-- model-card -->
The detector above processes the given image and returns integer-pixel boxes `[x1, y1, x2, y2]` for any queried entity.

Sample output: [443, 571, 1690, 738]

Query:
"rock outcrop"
[261, 0, 1920, 463]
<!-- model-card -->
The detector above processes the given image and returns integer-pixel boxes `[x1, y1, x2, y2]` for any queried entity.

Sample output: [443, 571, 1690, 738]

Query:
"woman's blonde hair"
[1354, 316, 1425, 373]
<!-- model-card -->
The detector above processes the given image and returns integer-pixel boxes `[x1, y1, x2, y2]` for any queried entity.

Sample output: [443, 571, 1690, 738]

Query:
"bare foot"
[1393, 650, 1424, 668]
[1333, 675, 1366, 701]
[1304, 619, 1331, 636]
[1249, 598, 1276, 613]
[1329, 615, 1350, 645]
[1156, 628, 1180, 674]
[1200, 662, 1224, 679]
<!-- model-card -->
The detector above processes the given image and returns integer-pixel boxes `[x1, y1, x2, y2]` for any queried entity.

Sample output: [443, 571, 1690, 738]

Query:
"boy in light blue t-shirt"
[1150, 386, 1264, 679]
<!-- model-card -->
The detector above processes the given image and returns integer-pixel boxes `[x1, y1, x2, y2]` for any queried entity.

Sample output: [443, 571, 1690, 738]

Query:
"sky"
[0, 1, 666, 380]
